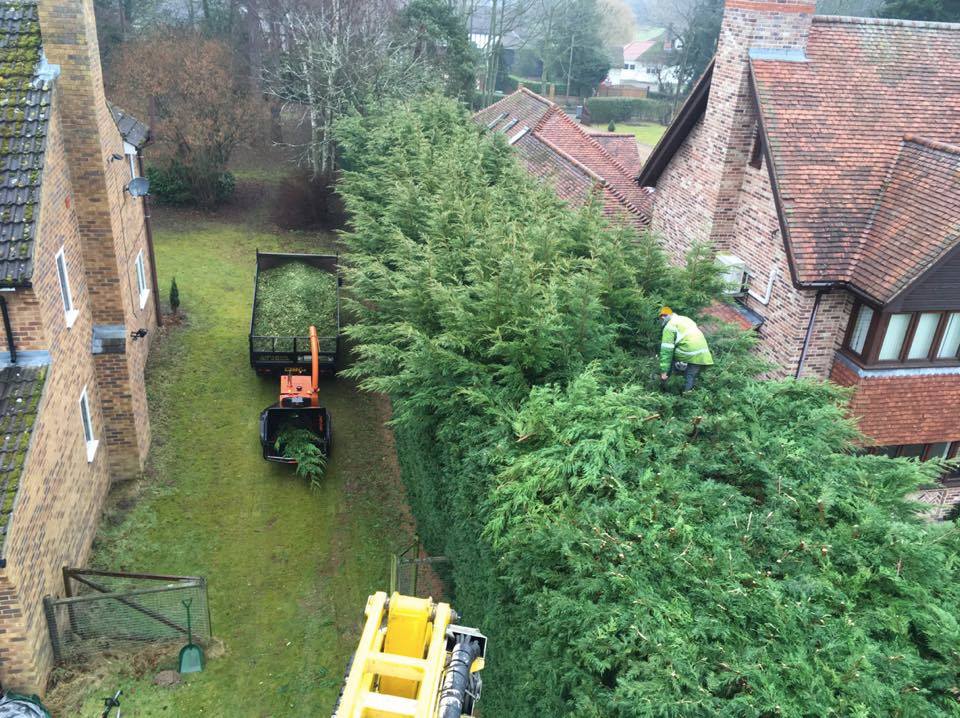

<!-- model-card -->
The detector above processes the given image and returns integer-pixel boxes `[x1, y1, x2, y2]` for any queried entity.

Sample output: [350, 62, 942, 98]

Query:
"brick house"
[0, 0, 158, 691]
[474, 88, 652, 229]
[635, 0, 960, 512]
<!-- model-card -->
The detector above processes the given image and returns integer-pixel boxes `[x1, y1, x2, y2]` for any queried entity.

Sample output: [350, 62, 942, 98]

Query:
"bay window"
[872, 442, 960, 478]
[843, 303, 960, 366]
[847, 304, 873, 355]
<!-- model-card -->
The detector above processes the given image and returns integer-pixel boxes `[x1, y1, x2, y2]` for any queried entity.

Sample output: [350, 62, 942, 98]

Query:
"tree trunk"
[484, 0, 498, 105]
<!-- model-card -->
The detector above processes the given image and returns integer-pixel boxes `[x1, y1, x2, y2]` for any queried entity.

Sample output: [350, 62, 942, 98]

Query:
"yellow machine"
[333, 592, 487, 718]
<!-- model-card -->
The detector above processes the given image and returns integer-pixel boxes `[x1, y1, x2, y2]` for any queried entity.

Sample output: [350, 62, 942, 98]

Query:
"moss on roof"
[0, 363, 46, 558]
[0, 0, 47, 287]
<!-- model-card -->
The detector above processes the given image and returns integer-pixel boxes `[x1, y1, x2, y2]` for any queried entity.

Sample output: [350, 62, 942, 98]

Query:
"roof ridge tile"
[531, 133, 647, 220]
[903, 135, 960, 155]
[814, 14, 960, 30]
[543, 109, 640, 180]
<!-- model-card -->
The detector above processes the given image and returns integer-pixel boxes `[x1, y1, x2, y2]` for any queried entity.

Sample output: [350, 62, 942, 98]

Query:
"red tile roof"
[511, 133, 597, 207]
[831, 357, 960, 445]
[703, 301, 759, 331]
[586, 132, 643, 175]
[623, 40, 657, 62]
[849, 137, 960, 302]
[750, 16, 960, 301]
[474, 88, 651, 226]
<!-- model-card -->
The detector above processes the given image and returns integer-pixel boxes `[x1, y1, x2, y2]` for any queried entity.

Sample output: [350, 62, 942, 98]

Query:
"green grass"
[49, 212, 418, 715]
[589, 122, 667, 147]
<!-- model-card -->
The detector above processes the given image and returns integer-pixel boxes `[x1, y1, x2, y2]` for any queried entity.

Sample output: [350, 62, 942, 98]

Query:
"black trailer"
[249, 251, 341, 376]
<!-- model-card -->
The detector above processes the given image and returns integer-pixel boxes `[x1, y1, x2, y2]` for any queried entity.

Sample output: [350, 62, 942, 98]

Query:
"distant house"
[606, 29, 680, 91]
[475, 89, 651, 231]
[638, 0, 960, 515]
[0, 0, 157, 691]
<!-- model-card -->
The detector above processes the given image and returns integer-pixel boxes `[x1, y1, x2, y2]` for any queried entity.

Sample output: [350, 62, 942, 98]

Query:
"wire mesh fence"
[390, 538, 450, 602]
[44, 569, 211, 664]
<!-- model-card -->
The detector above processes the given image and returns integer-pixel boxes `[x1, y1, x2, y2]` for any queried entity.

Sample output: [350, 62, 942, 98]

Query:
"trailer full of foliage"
[336, 97, 960, 717]
[249, 252, 340, 374]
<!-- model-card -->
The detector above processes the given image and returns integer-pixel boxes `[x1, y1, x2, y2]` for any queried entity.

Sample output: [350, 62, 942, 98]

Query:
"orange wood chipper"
[259, 325, 332, 462]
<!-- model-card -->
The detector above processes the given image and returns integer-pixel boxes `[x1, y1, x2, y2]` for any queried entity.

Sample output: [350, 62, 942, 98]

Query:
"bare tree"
[265, 0, 434, 180]
[468, 0, 539, 105]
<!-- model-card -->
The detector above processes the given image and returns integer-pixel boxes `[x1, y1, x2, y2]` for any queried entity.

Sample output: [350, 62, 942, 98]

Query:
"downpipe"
[747, 266, 779, 305]
[795, 289, 824, 379]
[439, 635, 483, 718]
[0, 294, 16, 364]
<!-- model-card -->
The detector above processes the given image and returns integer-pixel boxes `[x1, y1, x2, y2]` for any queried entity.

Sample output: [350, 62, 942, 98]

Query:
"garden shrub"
[146, 160, 235, 207]
[336, 95, 960, 717]
[586, 96, 673, 125]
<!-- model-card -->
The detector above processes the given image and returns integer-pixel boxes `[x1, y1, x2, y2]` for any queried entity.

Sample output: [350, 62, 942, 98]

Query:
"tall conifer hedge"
[336, 97, 960, 716]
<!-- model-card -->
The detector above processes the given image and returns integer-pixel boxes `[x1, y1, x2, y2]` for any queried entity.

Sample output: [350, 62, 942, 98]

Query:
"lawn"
[47, 187, 420, 715]
[590, 121, 667, 147]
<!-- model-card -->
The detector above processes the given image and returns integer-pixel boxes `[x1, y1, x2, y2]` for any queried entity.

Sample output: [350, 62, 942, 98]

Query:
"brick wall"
[649, 0, 850, 380]
[653, 119, 717, 260]
[0, 291, 46, 352]
[0, 0, 159, 693]
[723, 155, 852, 378]
[800, 291, 853, 379]
[0, 97, 113, 692]
[705, 0, 814, 250]
[38, 0, 154, 478]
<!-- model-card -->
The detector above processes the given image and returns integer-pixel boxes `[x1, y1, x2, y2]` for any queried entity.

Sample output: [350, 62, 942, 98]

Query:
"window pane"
[937, 313, 960, 359]
[56, 254, 71, 311]
[879, 446, 900, 458]
[926, 442, 951, 460]
[135, 255, 146, 294]
[899, 444, 924, 459]
[848, 305, 874, 354]
[79, 395, 92, 443]
[878, 313, 910, 361]
[907, 312, 940, 360]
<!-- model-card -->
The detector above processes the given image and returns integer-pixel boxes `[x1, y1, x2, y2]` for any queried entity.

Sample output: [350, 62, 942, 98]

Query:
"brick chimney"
[703, 0, 815, 248]
[37, 0, 152, 479]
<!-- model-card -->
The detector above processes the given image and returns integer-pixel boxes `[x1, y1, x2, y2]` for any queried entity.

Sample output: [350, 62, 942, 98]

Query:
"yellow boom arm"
[333, 592, 486, 718]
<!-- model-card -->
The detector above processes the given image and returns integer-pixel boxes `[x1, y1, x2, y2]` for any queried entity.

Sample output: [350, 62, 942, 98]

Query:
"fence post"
[201, 577, 213, 639]
[389, 553, 398, 595]
[42, 596, 62, 664]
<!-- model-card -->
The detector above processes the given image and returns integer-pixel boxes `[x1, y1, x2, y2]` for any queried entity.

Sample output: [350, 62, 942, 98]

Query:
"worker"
[658, 307, 713, 391]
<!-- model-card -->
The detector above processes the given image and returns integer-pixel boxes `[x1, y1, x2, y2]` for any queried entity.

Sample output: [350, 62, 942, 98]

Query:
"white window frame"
[55, 246, 79, 329]
[79, 387, 99, 463]
[123, 141, 138, 179]
[134, 250, 149, 309]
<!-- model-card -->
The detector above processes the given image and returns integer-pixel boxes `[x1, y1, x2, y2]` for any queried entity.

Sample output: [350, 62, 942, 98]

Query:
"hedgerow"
[335, 96, 960, 717]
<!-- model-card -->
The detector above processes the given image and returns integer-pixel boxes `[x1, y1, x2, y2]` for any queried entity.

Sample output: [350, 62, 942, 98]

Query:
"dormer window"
[843, 302, 960, 366]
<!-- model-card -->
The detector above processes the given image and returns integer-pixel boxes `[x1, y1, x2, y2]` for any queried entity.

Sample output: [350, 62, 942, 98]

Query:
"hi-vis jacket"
[659, 314, 714, 372]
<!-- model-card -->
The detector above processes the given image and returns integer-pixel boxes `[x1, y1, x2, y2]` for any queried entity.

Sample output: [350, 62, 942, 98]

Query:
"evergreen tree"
[169, 276, 180, 315]
[881, 0, 960, 21]
[541, 0, 611, 96]
[335, 96, 960, 717]
[396, 0, 480, 102]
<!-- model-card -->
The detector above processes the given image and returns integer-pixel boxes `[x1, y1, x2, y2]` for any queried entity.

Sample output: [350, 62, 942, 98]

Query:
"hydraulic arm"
[333, 592, 487, 718]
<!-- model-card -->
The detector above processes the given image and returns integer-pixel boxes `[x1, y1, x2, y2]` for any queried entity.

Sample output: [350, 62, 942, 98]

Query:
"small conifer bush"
[169, 276, 180, 315]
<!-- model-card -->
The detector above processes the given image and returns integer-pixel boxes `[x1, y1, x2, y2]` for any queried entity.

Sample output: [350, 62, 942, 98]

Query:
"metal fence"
[44, 568, 211, 663]
[390, 538, 450, 601]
